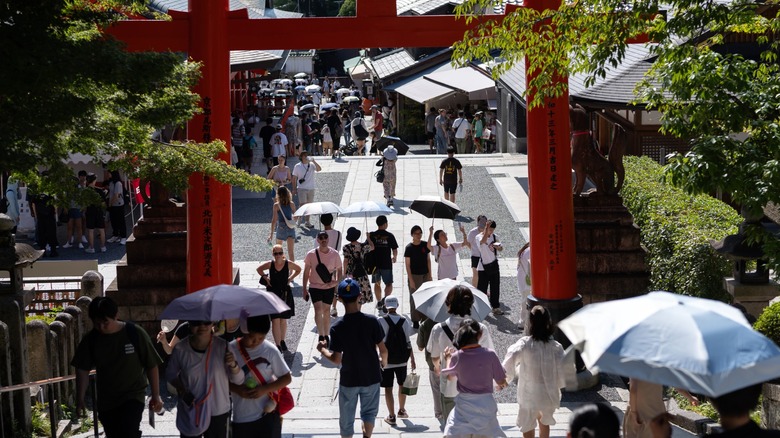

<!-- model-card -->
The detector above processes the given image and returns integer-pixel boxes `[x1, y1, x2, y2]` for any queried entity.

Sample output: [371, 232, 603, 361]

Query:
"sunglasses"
[189, 321, 212, 327]
[273, 251, 284, 255]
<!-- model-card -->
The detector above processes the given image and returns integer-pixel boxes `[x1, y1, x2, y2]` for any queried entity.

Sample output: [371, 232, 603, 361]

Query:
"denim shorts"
[338, 383, 380, 437]
[276, 224, 296, 241]
[372, 268, 393, 285]
[68, 208, 83, 219]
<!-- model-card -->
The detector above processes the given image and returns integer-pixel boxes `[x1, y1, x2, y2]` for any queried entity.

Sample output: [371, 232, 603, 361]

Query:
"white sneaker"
[78, 243, 84, 249]
[81, 236, 88, 244]
[100, 247, 107, 253]
[107, 236, 119, 243]
[119, 238, 127, 245]
[85, 248, 95, 254]
[62, 243, 73, 249]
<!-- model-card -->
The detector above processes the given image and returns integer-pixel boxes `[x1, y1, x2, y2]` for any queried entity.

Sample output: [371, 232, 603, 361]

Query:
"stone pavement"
[90, 151, 694, 437]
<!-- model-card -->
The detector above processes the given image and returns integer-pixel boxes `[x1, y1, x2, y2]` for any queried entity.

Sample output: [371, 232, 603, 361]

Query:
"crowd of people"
[62, 74, 780, 438]
[426, 106, 497, 155]
[21, 169, 130, 257]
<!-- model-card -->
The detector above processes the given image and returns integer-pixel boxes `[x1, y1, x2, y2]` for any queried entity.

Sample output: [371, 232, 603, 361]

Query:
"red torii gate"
[108, 0, 578, 310]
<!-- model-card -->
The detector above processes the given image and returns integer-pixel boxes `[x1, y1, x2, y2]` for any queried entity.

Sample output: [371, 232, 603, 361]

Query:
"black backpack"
[384, 315, 411, 364]
[0, 195, 8, 214]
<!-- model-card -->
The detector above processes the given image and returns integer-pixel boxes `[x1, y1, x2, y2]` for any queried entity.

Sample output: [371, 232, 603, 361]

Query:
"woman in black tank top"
[257, 245, 301, 352]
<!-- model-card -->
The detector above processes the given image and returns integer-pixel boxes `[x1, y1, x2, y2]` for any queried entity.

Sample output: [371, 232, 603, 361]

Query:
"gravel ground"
[232, 169, 349, 367]
[454, 166, 528, 257]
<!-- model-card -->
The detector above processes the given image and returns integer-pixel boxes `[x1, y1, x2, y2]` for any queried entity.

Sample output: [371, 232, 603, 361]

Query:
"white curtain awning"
[391, 78, 455, 104]
[424, 67, 495, 94]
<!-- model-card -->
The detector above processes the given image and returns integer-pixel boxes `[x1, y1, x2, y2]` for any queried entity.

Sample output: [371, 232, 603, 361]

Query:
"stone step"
[576, 250, 649, 273]
[115, 261, 187, 288]
[578, 273, 652, 303]
[125, 234, 186, 264]
[575, 223, 641, 251]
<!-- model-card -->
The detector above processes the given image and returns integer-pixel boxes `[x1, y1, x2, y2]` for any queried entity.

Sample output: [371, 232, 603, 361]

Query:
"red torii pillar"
[108, 0, 579, 304]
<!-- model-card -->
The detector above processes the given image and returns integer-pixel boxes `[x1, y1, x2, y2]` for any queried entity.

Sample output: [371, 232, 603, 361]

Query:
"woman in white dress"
[503, 306, 568, 438]
[428, 224, 469, 280]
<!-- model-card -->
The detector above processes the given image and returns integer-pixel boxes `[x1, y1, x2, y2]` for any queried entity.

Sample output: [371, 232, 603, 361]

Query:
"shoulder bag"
[237, 340, 295, 415]
[315, 249, 333, 283]
[176, 340, 213, 436]
[480, 234, 500, 274]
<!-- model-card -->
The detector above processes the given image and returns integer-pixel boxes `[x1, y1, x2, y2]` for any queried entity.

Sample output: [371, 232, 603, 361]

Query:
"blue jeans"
[435, 133, 447, 154]
[338, 383, 380, 437]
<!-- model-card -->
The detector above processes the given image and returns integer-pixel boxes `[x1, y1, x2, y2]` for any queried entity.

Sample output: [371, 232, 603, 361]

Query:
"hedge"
[755, 302, 780, 347]
[621, 156, 742, 301]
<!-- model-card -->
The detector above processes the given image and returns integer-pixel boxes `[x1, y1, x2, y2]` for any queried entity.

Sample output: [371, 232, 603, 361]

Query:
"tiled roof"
[498, 44, 658, 107]
[397, 0, 462, 15]
[147, 0, 299, 70]
[149, 0, 301, 18]
[368, 49, 417, 79]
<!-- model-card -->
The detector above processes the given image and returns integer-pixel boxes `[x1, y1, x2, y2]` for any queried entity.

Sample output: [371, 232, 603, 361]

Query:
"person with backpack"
[240, 129, 256, 173]
[71, 296, 163, 438]
[426, 285, 494, 423]
[377, 296, 416, 427]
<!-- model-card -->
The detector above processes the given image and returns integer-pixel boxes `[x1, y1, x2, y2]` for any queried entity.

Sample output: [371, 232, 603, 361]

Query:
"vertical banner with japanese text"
[186, 0, 234, 292]
[525, 75, 577, 301]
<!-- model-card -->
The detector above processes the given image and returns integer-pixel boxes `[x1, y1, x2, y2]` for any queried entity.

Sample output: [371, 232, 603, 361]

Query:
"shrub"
[755, 302, 780, 347]
[621, 156, 742, 301]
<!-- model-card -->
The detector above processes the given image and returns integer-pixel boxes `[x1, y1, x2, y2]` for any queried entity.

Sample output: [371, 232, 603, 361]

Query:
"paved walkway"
[92, 152, 693, 437]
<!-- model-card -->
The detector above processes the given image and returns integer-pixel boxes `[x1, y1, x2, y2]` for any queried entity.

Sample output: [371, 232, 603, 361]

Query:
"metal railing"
[0, 372, 97, 438]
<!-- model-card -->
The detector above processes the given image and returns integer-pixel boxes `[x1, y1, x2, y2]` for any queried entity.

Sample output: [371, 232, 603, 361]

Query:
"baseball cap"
[276, 123, 283, 129]
[338, 278, 361, 299]
[384, 296, 399, 309]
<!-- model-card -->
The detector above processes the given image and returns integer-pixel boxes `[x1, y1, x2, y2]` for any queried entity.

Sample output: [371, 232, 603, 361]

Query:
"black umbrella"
[373, 136, 409, 155]
[410, 195, 460, 220]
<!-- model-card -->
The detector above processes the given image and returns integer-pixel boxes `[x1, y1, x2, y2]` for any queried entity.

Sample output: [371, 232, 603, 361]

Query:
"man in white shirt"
[466, 215, 487, 287]
[476, 220, 503, 315]
[452, 110, 471, 155]
[292, 151, 321, 227]
[269, 124, 288, 167]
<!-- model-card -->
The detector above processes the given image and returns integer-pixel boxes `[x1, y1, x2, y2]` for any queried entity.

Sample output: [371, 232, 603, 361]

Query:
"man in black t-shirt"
[259, 117, 277, 173]
[369, 215, 399, 314]
[439, 147, 463, 203]
[404, 225, 431, 328]
[317, 279, 388, 438]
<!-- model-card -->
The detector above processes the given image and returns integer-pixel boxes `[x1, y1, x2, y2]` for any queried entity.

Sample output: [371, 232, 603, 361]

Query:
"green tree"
[453, 0, 780, 273]
[339, 0, 356, 17]
[0, 0, 270, 200]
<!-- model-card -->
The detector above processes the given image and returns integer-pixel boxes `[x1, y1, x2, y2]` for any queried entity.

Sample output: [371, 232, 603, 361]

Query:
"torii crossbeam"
[108, 0, 579, 309]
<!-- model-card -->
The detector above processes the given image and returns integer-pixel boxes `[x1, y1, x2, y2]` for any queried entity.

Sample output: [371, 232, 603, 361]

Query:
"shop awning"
[423, 67, 495, 95]
[388, 78, 455, 104]
[383, 61, 456, 104]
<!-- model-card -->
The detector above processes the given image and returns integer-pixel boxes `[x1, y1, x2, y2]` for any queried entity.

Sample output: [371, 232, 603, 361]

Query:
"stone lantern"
[0, 213, 43, 436]
[711, 213, 778, 318]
